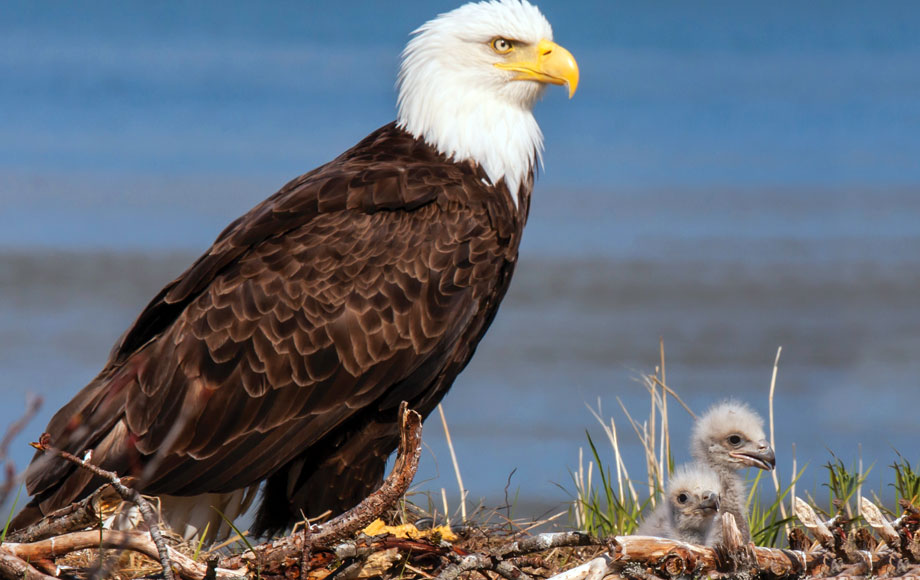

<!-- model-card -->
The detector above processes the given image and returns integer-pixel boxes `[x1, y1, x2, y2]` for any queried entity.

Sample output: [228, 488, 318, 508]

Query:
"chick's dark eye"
[677, 493, 688, 504]
[491, 38, 513, 54]
[728, 434, 743, 446]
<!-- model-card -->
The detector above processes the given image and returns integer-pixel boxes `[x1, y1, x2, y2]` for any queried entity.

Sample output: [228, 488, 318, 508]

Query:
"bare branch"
[221, 403, 424, 573]
[0, 395, 43, 463]
[3, 529, 242, 580]
[0, 549, 59, 580]
[31, 434, 176, 580]
[436, 553, 533, 580]
[497, 531, 595, 558]
[0, 394, 43, 507]
[6, 484, 122, 544]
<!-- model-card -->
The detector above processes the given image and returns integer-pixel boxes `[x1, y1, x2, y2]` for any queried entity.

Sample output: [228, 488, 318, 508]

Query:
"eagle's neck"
[397, 80, 543, 208]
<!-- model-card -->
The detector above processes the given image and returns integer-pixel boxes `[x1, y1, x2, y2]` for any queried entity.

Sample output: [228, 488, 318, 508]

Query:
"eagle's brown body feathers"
[18, 123, 531, 534]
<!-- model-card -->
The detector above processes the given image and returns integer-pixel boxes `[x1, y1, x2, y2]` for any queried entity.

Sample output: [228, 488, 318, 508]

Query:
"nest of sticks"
[2, 403, 919, 580]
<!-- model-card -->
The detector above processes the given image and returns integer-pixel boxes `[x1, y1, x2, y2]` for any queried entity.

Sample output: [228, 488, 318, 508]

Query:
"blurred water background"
[1, 1, 919, 521]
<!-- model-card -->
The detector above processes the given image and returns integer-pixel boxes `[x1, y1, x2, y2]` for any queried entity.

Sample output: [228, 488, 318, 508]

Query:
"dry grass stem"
[616, 396, 661, 502]
[768, 346, 789, 529]
[658, 338, 669, 482]
[647, 375, 695, 419]
[437, 404, 467, 523]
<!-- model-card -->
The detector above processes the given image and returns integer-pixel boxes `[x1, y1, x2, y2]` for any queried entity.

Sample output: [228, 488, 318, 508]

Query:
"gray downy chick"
[636, 463, 721, 544]
[691, 400, 775, 544]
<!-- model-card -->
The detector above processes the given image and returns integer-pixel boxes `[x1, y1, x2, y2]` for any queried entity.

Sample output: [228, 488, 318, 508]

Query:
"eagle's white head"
[397, 0, 578, 206]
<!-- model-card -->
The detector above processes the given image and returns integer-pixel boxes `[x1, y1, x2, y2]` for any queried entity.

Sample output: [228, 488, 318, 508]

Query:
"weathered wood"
[497, 531, 595, 558]
[795, 497, 835, 548]
[0, 549, 59, 580]
[608, 535, 810, 579]
[435, 552, 533, 580]
[860, 497, 900, 547]
[1, 530, 239, 580]
[220, 404, 423, 574]
[31, 434, 176, 580]
[5, 484, 121, 544]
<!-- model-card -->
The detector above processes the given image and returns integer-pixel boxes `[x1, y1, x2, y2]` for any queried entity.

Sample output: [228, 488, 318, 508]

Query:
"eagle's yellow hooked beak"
[494, 38, 579, 98]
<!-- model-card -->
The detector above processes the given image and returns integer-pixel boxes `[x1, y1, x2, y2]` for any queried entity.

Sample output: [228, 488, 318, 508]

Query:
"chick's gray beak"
[700, 491, 720, 512]
[733, 439, 776, 471]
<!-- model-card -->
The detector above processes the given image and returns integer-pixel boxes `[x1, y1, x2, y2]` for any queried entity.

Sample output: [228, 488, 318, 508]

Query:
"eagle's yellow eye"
[491, 38, 514, 54]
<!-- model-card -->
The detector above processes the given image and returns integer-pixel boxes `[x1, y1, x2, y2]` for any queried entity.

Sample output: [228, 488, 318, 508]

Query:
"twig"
[222, 403, 423, 572]
[2, 529, 241, 580]
[332, 536, 448, 561]
[0, 395, 43, 462]
[436, 553, 533, 580]
[31, 433, 176, 580]
[0, 549, 59, 580]
[497, 531, 595, 558]
[0, 394, 43, 507]
[898, 498, 920, 516]
[6, 484, 122, 543]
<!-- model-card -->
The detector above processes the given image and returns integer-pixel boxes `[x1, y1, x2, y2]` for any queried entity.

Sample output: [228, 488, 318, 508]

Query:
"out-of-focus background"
[1, 1, 919, 520]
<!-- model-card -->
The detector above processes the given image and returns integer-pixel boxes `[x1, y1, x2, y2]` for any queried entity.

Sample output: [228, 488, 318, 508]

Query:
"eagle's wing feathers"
[27, 126, 513, 520]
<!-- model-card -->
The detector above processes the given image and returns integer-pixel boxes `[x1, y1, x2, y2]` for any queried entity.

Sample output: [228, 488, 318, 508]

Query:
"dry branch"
[1, 529, 240, 580]
[31, 434, 176, 580]
[0, 395, 43, 462]
[6, 484, 122, 544]
[435, 553, 533, 580]
[0, 549, 59, 580]
[221, 402, 423, 573]
[497, 531, 595, 558]
[0, 394, 43, 506]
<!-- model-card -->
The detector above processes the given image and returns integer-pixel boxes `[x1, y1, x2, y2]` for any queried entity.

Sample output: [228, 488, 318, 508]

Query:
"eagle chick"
[636, 463, 721, 545]
[691, 400, 776, 544]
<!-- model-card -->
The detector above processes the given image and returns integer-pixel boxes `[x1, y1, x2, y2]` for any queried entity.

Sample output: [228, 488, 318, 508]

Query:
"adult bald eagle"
[13, 0, 578, 539]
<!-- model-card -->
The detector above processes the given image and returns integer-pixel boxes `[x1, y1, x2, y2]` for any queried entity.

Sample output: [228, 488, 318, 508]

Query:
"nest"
[3, 405, 919, 580]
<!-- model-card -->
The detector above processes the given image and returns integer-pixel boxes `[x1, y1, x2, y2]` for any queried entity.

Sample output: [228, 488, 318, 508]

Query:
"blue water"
[1, 1, 919, 523]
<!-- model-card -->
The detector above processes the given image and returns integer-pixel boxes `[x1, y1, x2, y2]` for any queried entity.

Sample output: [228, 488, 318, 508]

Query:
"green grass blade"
[1, 484, 23, 545]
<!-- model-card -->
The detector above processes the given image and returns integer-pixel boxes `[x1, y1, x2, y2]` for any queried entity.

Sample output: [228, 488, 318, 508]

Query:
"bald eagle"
[13, 0, 578, 539]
